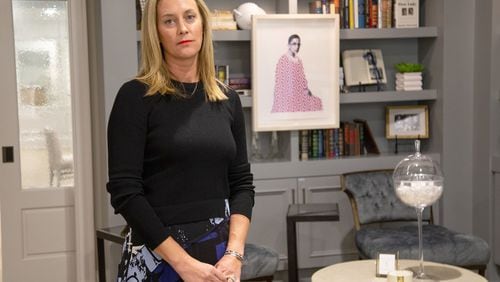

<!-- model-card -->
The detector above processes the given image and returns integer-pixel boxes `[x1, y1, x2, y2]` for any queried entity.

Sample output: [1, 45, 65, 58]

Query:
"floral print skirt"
[117, 202, 230, 282]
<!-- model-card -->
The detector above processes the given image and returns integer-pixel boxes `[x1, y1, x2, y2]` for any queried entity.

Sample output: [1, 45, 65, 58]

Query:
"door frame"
[0, 0, 96, 280]
[67, 0, 96, 281]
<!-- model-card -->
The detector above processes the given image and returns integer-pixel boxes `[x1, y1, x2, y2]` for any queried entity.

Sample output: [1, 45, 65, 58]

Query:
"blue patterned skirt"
[117, 203, 230, 282]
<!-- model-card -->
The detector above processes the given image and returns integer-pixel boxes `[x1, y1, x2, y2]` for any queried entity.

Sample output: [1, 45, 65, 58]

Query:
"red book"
[370, 0, 378, 28]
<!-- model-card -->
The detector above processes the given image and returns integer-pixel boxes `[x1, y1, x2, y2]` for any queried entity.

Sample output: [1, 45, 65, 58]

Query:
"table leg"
[287, 217, 298, 282]
[97, 236, 106, 282]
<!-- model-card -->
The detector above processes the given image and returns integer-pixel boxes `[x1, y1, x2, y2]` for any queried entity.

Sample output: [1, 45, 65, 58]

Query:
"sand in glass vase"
[393, 140, 444, 280]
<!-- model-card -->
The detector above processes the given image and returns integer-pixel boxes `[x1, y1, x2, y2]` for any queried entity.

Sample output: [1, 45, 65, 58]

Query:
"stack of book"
[210, 10, 237, 30]
[228, 77, 251, 90]
[299, 119, 379, 161]
[395, 72, 422, 91]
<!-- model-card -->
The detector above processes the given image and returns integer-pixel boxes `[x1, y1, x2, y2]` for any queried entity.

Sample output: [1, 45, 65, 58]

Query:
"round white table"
[311, 259, 487, 282]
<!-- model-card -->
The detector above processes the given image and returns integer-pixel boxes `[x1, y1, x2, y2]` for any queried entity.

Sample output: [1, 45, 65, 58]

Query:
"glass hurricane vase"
[392, 140, 444, 279]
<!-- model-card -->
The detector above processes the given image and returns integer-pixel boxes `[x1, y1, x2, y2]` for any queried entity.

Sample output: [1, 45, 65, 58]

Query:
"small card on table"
[376, 253, 398, 277]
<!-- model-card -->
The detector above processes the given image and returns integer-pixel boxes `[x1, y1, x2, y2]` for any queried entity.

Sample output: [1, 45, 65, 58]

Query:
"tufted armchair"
[241, 243, 279, 282]
[341, 169, 490, 276]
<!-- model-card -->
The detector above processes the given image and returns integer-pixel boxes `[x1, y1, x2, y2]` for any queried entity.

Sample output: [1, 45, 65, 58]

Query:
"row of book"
[309, 0, 419, 29]
[299, 119, 379, 160]
[215, 65, 251, 90]
[210, 10, 237, 30]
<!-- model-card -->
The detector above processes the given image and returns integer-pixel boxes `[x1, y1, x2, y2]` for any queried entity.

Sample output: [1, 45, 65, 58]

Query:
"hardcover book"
[394, 0, 419, 28]
[354, 119, 380, 154]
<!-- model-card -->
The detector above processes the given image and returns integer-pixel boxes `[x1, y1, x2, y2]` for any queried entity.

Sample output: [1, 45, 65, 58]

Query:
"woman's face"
[288, 38, 301, 55]
[156, 0, 203, 62]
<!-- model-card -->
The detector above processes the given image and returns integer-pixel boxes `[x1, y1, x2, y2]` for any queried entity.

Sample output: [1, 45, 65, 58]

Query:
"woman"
[271, 34, 323, 113]
[107, 0, 254, 281]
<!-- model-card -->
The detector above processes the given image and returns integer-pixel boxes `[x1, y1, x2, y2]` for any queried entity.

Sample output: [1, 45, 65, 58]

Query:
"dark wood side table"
[96, 225, 126, 282]
[286, 203, 339, 282]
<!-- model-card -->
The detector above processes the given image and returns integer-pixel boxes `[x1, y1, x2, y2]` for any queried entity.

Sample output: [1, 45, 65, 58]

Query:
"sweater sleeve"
[106, 81, 171, 249]
[227, 90, 255, 219]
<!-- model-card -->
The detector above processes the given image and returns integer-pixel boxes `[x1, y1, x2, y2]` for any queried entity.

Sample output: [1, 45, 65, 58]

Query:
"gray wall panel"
[442, 0, 475, 233]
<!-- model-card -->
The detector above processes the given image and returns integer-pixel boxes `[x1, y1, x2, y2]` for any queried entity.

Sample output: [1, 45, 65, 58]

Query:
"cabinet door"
[246, 178, 297, 270]
[296, 175, 358, 269]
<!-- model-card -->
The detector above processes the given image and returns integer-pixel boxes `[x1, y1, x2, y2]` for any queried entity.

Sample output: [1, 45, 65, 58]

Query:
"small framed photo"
[386, 105, 429, 139]
[376, 253, 398, 277]
[252, 14, 340, 132]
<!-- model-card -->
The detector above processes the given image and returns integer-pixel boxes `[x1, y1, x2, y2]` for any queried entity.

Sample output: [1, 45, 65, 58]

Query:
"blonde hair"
[137, 0, 227, 101]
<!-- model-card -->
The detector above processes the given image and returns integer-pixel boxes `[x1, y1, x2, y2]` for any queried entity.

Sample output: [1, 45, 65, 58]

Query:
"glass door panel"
[12, 0, 74, 188]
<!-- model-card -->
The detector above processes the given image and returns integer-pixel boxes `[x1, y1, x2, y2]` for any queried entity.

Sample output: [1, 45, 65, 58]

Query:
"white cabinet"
[246, 178, 297, 270]
[296, 176, 357, 268]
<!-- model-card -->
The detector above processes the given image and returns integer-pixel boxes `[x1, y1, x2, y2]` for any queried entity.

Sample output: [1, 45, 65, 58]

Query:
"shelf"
[339, 90, 437, 104]
[137, 27, 438, 42]
[339, 27, 438, 39]
[213, 30, 251, 41]
[251, 152, 440, 180]
[239, 89, 436, 108]
[136, 30, 252, 42]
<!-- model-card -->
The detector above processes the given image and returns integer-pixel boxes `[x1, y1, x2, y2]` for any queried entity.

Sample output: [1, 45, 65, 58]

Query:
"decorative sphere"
[233, 3, 266, 30]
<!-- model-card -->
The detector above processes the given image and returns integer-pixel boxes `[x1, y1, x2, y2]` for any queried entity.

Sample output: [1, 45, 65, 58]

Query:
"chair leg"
[56, 171, 61, 187]
[49, 170, 54, 186]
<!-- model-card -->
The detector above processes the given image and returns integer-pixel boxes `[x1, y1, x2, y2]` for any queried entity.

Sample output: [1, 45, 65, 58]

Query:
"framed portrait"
[251, 14, 340, 132]
[385, 105, 429, 139]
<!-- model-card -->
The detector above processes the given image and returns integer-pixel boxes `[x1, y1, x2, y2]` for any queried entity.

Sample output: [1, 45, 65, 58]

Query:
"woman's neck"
[166, 57, 199, 83]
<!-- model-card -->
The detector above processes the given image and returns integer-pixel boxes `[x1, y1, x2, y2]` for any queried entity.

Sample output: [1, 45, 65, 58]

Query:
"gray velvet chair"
[341, 169, 490, 276]
[241, 243, 279, 282]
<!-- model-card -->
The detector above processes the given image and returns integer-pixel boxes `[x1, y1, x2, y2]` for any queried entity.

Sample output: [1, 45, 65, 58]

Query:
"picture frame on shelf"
[251, 14, 340, 132]
[342, 49, 387, 87]
[385, 105, 429, 139]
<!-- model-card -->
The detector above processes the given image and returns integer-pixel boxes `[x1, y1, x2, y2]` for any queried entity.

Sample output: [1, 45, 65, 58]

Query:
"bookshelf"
[240, 89, 436, 107]
[210, 2, 441, 272]
[136, 27, 438, 42]
[339, 26, 437, 39]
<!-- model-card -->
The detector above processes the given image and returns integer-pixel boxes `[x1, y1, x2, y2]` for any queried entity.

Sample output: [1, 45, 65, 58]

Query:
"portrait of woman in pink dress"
[271, 34, 323, 113]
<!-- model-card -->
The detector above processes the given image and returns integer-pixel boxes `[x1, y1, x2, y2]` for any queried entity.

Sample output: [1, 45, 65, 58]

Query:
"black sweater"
[107, 80, 255, 249]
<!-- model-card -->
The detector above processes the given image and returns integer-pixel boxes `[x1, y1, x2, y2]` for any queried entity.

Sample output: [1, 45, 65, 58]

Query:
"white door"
[0, 0, 95, 281]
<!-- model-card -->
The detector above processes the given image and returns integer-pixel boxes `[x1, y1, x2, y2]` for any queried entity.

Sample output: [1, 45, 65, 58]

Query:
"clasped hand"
[177, 253, 242, 282]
